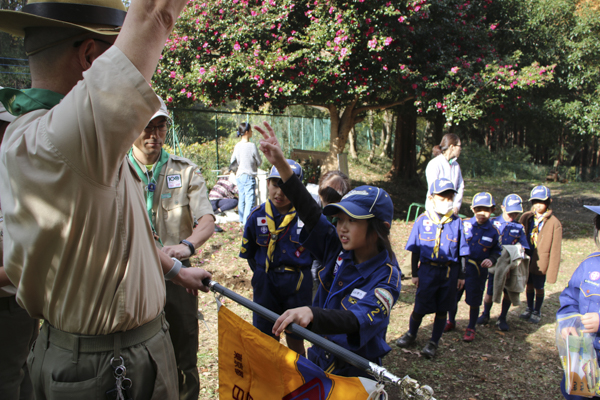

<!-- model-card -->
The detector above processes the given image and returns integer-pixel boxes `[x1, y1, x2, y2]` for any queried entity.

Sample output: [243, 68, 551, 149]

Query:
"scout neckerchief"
[265, 199, 296, 272]
[426, 210, 453, 259]
[0, 88, 64, 116]
[530, 211, 548, 248]
[128, 148, 170, 243]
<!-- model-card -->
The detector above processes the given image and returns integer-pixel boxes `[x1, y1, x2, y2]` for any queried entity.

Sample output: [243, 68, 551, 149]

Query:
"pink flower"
[199, 67, 206, 75]
[167, 97, 173, 103]
[340, 47, 348, 57]
[278, 87, 283, 92]
[384, 37, 392, 46]
[450, 66, 459, 74]
[329, 6, 334, 13]
[412, 83, 418, 89]
[251, 10, 257, 16]
[398, 16, 405, 22]
[436, 102, 442, 108]
[490, 24, 497, 30]
[187, 92, 192, 98]
[170, 71, 176, 78]
[415, 5, 421, 11]
[234, 42, 241, 51]
[180, 88, 186, 94]
[367, 38, 377, 48]
[264, 93, 269, 97]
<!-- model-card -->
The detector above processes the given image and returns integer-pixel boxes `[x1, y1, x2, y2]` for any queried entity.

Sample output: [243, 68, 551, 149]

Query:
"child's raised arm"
[255, 122, 322, 232]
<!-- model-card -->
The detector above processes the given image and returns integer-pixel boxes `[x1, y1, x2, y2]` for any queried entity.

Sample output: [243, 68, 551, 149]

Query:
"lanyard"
[128, 149, 170, 242]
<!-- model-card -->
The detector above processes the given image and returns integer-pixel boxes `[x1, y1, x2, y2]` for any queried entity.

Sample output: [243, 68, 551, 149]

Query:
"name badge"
[510, 229, 519, 234]
[482, 236, 492, 242]
[167, 174, 182, 189]
[161, 193, 172, 199]
[351, 288, 367, 299]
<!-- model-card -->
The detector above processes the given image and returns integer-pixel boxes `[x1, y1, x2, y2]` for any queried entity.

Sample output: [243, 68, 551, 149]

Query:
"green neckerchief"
[0, 88, 65, 116]
[128, 148, 170, 242]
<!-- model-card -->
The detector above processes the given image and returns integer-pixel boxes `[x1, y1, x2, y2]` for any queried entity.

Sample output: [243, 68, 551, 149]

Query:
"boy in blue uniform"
[239, 159, 314, 356]
[477, 194, 529, 331]
[557, 205, 600, 400]
[447, 192, 502, 342]
[396, 178, 469, 358]
[257, 122, 401, 378]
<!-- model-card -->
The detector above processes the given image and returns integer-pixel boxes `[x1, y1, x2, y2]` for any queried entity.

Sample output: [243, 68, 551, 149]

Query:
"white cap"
[0, 86, 16, 123]
[150, 95, 171, 123]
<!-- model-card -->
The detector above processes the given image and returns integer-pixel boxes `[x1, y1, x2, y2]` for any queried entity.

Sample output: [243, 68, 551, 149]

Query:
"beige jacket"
[489, 244, 530, 305]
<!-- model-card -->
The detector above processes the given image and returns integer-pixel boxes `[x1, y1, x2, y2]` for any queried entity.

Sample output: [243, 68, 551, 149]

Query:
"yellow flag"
[218, 305, 378, 399]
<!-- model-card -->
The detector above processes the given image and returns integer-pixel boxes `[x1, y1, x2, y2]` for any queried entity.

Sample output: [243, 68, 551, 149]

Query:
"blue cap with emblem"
[529, 185, 551, 201]
[323, 185, 394, 225]
[502, 194, 523, 213]
[429, 178, 457, 196]
[268, 159, 304, 182]
[472, 192, 495, 208]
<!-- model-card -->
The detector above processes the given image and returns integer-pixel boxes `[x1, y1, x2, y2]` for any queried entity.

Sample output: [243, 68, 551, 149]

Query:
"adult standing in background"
[231, 122, 262, 226]
[0, 98, 38, 400]
[130, 97, 215, 400]
[0, 0, 211, 398]
[425, 134, 465, 215]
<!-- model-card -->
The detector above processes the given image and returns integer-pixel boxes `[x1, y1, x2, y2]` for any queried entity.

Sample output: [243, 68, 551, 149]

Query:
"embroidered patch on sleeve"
[374, 288, 393, 315]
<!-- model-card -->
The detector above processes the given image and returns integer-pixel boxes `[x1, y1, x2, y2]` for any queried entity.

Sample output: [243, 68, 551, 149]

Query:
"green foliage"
[164, 136, 237, 188]
[297, 156, 322, 185]
[459, 143, 546, 180]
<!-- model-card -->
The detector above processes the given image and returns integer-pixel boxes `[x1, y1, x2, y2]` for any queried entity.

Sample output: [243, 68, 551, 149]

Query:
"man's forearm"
[115, 0, 189, 82]
[187, 214, 215, 250]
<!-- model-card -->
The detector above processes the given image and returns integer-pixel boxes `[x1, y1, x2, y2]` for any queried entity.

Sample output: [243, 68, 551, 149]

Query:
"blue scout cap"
[323, 185, 394, 225]
[502, 194, 524, 213]
[429, 178, 457, 196]
[472, 192, 495, 208]
[584, 205, 600, 215]
[267, 159, 304, 182]
[529, 185, 551, 201]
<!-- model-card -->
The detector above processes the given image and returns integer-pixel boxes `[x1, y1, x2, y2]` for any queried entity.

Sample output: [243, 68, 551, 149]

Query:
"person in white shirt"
[425, 134, 464, 215]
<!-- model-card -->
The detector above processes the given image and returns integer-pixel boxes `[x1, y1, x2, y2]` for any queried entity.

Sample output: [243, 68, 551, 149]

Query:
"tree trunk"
[368, 110, 376, 163]
[349, 127, 358, 159]
[379, 110, 393, 158]
[391, 105, 417, 180]
[433, 114, 444, 146]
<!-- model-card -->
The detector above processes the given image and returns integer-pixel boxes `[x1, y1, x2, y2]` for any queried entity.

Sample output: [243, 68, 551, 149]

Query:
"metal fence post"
[215, 113, 219, 170]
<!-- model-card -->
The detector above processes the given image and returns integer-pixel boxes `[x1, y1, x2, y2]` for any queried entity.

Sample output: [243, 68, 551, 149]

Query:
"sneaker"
[519, 308, 532, 320]
[463, 328, 476, 342]
[529, 311, 542, 324]
[421, 341, 438, 359]
[396, 332, 416, 348]
[214, 225, 224, 233]
[443, 321, 456, 332]
[496, 318, 510, 331]
[476, 313, 490, 325]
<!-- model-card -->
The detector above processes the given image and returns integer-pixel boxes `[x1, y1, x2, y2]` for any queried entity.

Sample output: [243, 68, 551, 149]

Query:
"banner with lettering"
[218, 305, 378, 400]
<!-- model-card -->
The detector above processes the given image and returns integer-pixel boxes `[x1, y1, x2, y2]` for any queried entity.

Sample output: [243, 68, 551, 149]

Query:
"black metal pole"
[202, 278, 435, 397]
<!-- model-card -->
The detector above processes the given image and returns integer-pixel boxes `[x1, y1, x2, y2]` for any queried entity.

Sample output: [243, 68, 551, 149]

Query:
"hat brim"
[432, 188, 457, 196]
[323, 202, 374, 220]
[0, 10, 121, 37]
[529, 196, 549, 201]
[584, 205, 600, 215]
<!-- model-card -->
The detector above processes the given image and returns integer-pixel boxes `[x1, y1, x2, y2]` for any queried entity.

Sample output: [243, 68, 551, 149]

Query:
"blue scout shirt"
[239, 201, 313, 270]
[557, 253, 600, 353]
[405, 212, 469, 265]
[463, 216, 502, 264]
[491, 215, 530, 249]
[301, 215, 401, 370]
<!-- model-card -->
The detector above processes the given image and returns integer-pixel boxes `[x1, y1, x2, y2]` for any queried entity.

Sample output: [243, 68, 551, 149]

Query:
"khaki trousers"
[28, 313, 178, 400]
[0, 296, 39, 400]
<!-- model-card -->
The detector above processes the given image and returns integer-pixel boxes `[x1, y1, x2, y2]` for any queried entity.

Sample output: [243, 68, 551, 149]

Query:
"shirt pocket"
[580, 281, 600, 314]
[161, 188, 191, 238]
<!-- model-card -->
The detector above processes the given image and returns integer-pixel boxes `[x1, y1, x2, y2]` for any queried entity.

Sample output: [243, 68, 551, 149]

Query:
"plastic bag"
[556, 313, 600, 397]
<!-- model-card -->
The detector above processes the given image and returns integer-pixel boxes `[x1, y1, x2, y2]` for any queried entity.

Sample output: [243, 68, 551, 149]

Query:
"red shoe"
[443, 321, 455, 332]
[463, 328, 476, 342]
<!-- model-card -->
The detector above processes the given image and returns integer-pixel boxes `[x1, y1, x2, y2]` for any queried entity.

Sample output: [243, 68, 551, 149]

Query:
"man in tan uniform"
[0, 99, 38, 400]
[0, 0, 211, 399]
[129, 98, 215, 400]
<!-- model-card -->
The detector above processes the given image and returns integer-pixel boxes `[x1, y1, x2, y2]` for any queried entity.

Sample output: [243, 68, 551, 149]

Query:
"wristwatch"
[180, 239, 196, 256]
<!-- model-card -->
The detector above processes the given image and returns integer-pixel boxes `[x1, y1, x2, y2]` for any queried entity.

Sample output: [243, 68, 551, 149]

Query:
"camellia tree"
[154, 0, 554, 171]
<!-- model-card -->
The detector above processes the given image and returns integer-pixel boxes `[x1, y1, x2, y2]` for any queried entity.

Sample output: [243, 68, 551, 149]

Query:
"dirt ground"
[191, 157, 600, 399]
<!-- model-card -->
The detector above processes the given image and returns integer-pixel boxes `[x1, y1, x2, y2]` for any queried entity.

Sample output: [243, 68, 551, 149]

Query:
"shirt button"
[282, 250, 286, 253]
[338, 281, 344, 286]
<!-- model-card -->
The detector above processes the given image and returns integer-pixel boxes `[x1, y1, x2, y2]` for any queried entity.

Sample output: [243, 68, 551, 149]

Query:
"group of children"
[235, 121, 564, 380]
[397, 180, 562, 358]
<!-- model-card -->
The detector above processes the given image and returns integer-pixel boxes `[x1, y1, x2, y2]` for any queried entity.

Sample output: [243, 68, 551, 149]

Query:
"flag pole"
[203, 279, 436, 400]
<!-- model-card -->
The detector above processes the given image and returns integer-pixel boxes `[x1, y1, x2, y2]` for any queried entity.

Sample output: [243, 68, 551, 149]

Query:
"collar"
[0, 87, 65, 116]
[340, 248, 391, 280]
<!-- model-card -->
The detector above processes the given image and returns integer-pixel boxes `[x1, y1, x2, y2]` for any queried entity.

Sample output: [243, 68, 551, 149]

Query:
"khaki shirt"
[0, 210, 16, 298]
[134, 155, 214, 247]
[0, 47, 166, 335]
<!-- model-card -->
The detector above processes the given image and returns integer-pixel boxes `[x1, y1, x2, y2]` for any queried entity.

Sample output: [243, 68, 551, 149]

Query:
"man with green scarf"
[129, 97, 214, 400]
[0, 0, 212, 398]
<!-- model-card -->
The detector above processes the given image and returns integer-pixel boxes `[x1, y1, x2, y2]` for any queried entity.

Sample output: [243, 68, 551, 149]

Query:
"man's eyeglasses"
[144, 123, 169, 133]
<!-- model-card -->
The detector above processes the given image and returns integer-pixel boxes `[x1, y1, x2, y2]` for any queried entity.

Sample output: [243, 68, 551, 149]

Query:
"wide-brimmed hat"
[0, 0, 127, 37]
